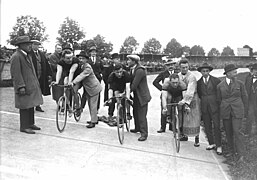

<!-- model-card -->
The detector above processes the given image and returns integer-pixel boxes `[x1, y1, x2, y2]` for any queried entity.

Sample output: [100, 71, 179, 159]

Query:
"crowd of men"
[9, 35, 257, 162]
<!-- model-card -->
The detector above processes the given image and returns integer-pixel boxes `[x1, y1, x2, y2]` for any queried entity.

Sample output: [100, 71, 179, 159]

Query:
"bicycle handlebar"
[166, 103, 179, 106]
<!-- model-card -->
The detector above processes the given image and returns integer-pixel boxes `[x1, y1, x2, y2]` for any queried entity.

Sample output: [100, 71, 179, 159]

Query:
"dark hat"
[164, 60, 176, 66]
[89, 46, 97, 52]
[113, 63, 123, 71]
[111, 53, 119, 59]
[31, 39, 41, 45]
[197, 62, 213, 72]
[251, 63, 257, 70]
[13, 35, 32, 46]
[127, 54, 140, 62]
[62, 42, 73, 51]
[223, 64, 238, 75]
[246, 63, 253, 68]
[76, 50, 89, 59]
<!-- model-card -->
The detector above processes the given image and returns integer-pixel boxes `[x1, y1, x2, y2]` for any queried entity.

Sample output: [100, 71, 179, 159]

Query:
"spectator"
[197, 62, 222, 155]
[10, 35, 43, 134]
[127, 55, 151, 141]
[30, 40, 52, 112]
[217, 64, 248, 163]
[153, 60, 176, 133]
[72, 51, 102, 128]
[177, 58, 201, 147]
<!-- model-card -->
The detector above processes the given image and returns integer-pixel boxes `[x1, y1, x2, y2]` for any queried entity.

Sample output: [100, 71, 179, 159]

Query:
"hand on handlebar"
[50, 81, 57, 87]
[162, 108, 168, 115]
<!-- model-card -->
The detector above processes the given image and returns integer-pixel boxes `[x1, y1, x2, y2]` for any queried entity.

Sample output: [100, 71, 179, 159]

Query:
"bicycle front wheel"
[173, 114, 180, 153]
[117, 104, 125, 144]
[73, 92, 82, 122]
[56, 96, 68, 133]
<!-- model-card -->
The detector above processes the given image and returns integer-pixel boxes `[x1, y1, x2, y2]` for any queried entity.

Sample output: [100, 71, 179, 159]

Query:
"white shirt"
[204, 76, 209, 84]
[226, 77, 231, 85]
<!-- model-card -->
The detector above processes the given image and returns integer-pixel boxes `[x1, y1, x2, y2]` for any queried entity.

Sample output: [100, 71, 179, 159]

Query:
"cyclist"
[161, 73, 187, 132]
[105, 63, 132, 126]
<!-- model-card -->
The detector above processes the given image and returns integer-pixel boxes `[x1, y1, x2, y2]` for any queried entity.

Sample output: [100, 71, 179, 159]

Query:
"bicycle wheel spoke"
[56, 96, 67, 133]
[117, 105, 125, 144]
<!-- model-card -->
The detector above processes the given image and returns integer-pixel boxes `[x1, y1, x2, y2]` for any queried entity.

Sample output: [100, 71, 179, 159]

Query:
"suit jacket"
[72, 63, 102, 97]
[130, 64, 151, 106]
[153, 69, 171, 91]
[10, 49, 43, 109]
[197, 75, 221, 113]
[30, 50, 52, 95]
[89, 56, 103, 82]
[217, 78, 248, 119]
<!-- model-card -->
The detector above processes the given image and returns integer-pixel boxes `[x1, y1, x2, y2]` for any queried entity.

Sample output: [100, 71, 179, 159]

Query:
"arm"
[179, 74, 197, 105]
[130, 68, 145, 91]
[161, 90, 168, 112]
[72, 65, 91, 84]
[55, 65, 63, 84]
[152, 72, 164, 91]
[68, 63, 78, 84]
[240, 82, 248, 117]
[10, 56, 25, 93]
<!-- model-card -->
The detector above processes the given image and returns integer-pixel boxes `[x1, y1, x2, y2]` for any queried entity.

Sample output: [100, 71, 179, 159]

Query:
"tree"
[221, 46, 235, 56]
[190, 45, 205, 56]
[141, 38, 161, 54]
[208, 48, 220, 56]
[8, 15, 48, 45]
[181, 46, 191, 56]
[119, 36, 139, 54]
[57, 17, 85, 50]
[163, 38, 182, 58]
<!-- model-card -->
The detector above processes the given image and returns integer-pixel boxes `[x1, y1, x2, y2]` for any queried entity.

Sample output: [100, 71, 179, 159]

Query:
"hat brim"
[223, 67, 238, 75]
[197, 66, 213, 72]
[164, 62, 176, 65]
[15, 41, 33, 45]
[76, 54, 89, 58]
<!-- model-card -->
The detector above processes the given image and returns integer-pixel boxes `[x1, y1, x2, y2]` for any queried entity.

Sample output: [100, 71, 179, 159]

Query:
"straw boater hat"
[13, 35, 32, 46]
[197, 62, 213, 72]
[127, 54, 140, 62]
[164, 60, 176, 66]
[88, 46, 97, 52]
[223, 64, 238, 75]
[76, 50, 89, 59]
[31, 39, 41, 45]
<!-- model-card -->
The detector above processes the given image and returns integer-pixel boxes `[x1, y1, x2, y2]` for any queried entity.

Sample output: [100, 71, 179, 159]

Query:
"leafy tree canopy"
[8, 15, 48, 45]
[141, 38, 161, 54]
[119, 36, 139, 54]
[57, 17, 85, 50]
[221, 46, 235, 56]
[163, 38, 182, 58]
[190, 45, 205, 56]
[208, 48, 220, 56]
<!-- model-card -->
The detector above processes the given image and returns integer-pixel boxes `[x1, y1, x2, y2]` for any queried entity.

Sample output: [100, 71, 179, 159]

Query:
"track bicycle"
[166, 103, 182, 153]
[52, 84, 82, 132]
[105, 92, 133, 144]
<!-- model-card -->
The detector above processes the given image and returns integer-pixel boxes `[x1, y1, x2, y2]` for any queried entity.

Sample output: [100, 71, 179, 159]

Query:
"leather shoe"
[86, 122, 96, 128]
[138, 136, 147, 141]
[20, 128, 35, 134]
[87, 121, 98, 124]
[30, 125, 41, 130]
[157, 129, 165, 133]
[194, 136, 200, 147]
[180, 134, 188, 141]
[206, 144, 216, 150]
[216, 147, 222, 155]
[130, 129, 140, 133]
[35, 106, 44, 112]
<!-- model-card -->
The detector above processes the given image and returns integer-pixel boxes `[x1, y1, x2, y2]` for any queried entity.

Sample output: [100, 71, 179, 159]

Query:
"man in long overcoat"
[197, 62, 222, 155]
[217, 64, 248, 162]
[10, 36, 43, 134]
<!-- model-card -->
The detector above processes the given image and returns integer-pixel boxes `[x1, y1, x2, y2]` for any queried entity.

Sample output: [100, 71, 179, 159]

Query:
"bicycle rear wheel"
[117, 104, 125, 144]
[73, 92, 82, 122]
[56, 96, 68, 133]
[173, 114, 180, 153]
[125, 101, 130, 132]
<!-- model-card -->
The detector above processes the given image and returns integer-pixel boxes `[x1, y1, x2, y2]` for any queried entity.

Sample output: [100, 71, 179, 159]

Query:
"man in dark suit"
[244, 63, 257, 136]
[153, 60, 176, 133]
[30, 40, 52, 112]
[10, 36, 43, 134]
[127, 55, 151, 141]
[197, 63, 222, 155]
[217, 64, 248, 162]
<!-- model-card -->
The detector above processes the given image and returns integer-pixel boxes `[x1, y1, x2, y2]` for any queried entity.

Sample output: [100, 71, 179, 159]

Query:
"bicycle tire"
[56, 96, 68, 133]
[173, 110, 180, 153]
[117, 104, 125, 144]
[73, 92, 82, 122]
[125, 101, 130, 132]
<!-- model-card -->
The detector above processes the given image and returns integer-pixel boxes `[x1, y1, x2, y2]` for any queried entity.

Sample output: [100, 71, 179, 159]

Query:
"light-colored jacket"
[72, 62, 102, 96]
[10, 49, 43, 109]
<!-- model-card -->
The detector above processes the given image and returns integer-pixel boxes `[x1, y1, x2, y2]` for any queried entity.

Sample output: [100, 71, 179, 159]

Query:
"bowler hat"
[89, 46, 97, 52]
[127, 54, 140, 62]
[31, 39, 41, 45]
[62, 42, 73, 51]
[111, 53, 119, 59]
[164, 60, 176, 66]
[76, 50, 89, 59]
[197, 62, 213, 72]
[251, 63, 257, 70]
[13, 36, 32, 46]
[223, 64, 238, 75]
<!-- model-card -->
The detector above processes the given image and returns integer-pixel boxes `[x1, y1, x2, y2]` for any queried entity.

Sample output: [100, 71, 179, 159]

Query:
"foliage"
[221, 46, 235, 56]
[56, 17, 85, 50]
[141, 38, 161, 54]
[190, 45, 205, 56]
[208, 48, 220, 56]
[181, 46, 191, 56]
[91, 34, 113, 58]
[8, 15, 48, 45]
[119, 36, 139, 54]
[163, 38, 183, 58]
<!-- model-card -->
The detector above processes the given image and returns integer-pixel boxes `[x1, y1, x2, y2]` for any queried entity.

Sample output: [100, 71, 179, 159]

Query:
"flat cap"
[127, 54, 140, 62]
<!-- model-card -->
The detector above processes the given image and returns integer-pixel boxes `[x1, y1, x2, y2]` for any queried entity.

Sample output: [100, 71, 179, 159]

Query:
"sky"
[1, 0, 257, 54]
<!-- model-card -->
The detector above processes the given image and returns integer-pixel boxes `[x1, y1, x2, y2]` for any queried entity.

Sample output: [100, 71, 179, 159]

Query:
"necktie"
[204, 77, 208, 84]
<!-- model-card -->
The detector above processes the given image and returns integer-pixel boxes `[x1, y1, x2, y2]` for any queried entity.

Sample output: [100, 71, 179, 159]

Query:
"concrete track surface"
[0, 74, 232, 180]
